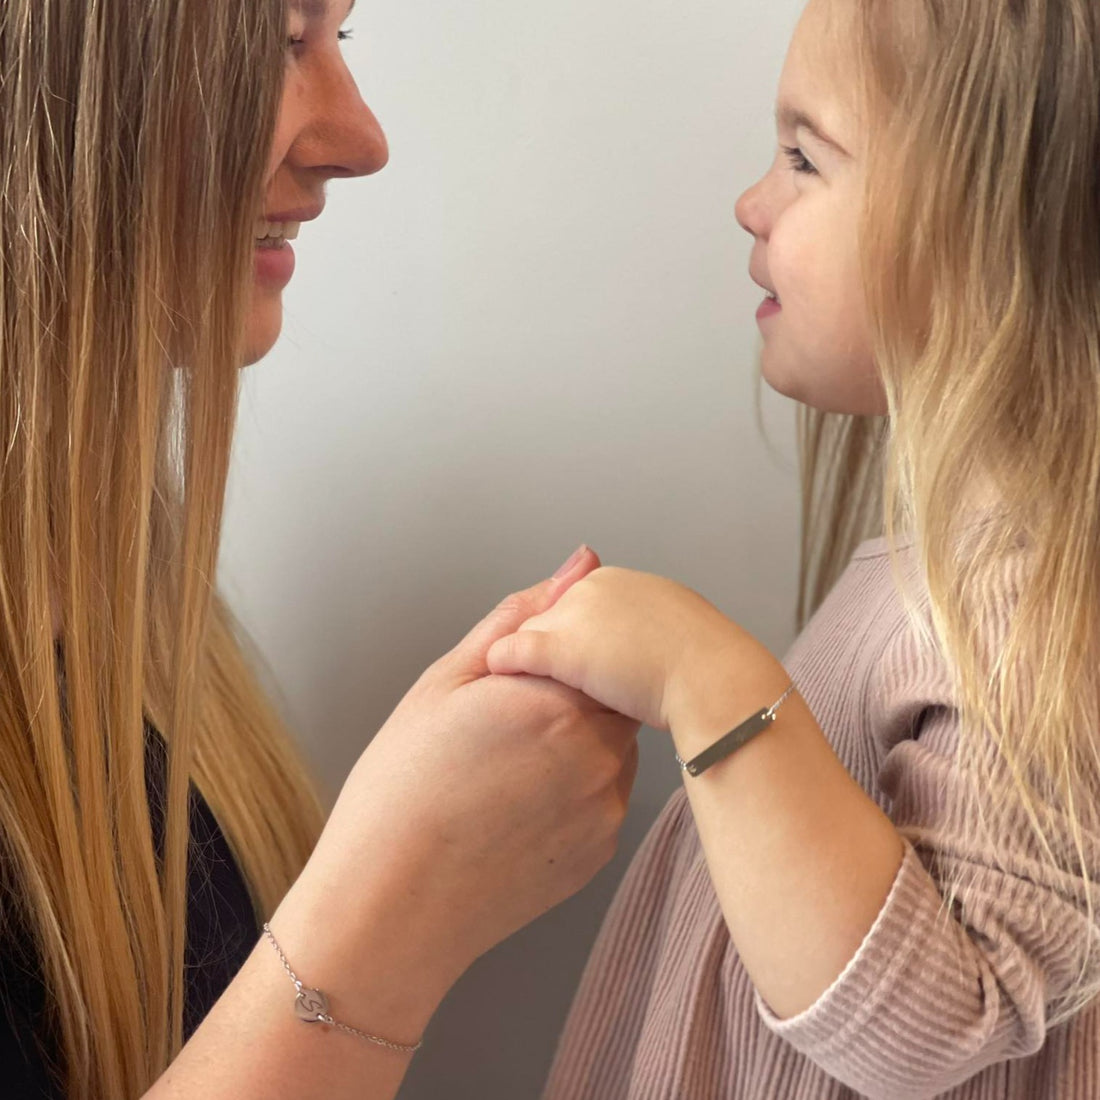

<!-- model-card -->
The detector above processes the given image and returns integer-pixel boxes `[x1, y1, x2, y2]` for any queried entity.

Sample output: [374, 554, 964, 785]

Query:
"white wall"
[219, 0, 806, 1094]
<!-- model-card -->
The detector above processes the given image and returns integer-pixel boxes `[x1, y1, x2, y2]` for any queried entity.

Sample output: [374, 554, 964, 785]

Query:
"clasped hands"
[487, 564, 785, 740]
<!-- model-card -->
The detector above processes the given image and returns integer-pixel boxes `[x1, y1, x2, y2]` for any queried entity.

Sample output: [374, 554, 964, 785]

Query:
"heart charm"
[295, 987, 329, 1023]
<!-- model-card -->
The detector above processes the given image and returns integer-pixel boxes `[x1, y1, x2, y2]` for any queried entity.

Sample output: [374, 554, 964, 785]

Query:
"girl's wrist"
[667, 635, 792, 761]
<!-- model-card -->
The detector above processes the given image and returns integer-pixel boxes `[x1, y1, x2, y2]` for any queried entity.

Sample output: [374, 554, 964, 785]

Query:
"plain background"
[218, 0, 806, 1094]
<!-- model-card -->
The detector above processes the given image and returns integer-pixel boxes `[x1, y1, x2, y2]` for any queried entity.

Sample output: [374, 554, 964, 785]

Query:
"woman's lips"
[254, 240, 296, 286]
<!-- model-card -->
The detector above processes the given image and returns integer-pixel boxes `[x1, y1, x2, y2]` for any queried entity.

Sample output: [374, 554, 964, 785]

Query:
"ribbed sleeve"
[755, 833, 1062, 1096]
[757, 693, 1100, 1096]
[543, 536, 1100, 1100]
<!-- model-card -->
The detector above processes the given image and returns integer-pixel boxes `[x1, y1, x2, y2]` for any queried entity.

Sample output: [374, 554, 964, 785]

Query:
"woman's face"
[734, 0, 886, 416]
[243, 0, 389, 366]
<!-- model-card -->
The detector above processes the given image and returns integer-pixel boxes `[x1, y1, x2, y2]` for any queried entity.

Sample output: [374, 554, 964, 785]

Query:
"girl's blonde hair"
[0, 0, 327, 1094]
[799, 0, 1100, 1023]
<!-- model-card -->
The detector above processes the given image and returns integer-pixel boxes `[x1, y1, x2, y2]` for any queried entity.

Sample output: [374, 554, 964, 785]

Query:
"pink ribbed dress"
[542, 535, 1100, 1099]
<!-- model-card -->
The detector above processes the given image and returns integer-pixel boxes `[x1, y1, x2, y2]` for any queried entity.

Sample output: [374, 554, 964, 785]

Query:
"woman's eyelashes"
[287, 27, 355, 50]
[781, 145, 818, 176]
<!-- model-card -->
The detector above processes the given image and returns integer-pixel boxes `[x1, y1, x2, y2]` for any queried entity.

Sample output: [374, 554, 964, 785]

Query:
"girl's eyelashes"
[781, 145, 818, 176]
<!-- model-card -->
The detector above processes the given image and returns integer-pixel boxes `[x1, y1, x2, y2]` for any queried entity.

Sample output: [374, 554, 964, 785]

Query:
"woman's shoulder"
[0, 883, 65, 1096]
[141, 722, 261, 1040]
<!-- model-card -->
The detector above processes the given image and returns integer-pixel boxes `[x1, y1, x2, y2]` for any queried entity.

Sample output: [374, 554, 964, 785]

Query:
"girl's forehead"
[780, 0, 864, 141]
[787, 0, 856, 90]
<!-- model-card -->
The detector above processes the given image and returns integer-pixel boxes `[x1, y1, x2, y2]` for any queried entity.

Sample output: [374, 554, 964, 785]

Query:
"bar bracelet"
[674, 683, 797, 777]
[262, 922, 424, 1054]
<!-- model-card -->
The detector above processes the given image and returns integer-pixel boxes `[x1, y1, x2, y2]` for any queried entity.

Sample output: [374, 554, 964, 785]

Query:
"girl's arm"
[668, 647, 906, 1022]
[488, 565, 1098, 1098]
[674, 639, 1098, 1098]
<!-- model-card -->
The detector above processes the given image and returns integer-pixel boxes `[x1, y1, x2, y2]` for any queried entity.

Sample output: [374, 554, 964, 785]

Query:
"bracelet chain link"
[262, 922, 424, 1054]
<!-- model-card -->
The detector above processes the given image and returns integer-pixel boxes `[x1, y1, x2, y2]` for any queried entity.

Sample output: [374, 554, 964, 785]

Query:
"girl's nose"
[735, 176, 768, 240]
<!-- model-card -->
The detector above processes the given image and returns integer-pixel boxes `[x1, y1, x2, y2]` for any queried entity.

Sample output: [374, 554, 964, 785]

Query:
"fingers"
[544, 544, 601, 605]
[446, 546, 601, 681]
[616, 737, 640, 809]
[479, 670, 613, 717]
[485, 629, 583, 690]
[581, 707, 640, 812]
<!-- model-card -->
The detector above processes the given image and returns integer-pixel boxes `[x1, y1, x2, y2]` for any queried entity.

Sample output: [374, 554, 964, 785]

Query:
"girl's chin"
[758, 352, 802, 402]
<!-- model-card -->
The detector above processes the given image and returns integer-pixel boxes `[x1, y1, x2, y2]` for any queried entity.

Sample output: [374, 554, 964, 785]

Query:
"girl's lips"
[756, 296, 781, 320]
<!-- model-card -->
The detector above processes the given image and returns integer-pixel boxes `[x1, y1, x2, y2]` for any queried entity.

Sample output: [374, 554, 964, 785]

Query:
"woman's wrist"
[268, 856, 466, 1047]
[144, 866, 447, 1100]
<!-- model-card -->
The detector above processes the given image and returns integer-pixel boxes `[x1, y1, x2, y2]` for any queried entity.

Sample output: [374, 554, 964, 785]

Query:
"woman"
[0, 0, 639, 1096]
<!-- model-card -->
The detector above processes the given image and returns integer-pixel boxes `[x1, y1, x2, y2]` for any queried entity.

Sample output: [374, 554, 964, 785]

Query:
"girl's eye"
[781, 145, 818, 176]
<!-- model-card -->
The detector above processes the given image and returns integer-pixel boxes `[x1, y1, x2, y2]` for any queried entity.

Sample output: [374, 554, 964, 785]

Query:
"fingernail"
[553, 544, 588, 579]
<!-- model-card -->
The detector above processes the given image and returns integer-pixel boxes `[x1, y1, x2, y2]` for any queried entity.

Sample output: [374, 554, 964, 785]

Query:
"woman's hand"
[286, 548, 641, 1010]
[485, 565, 762, 733]
[153, 549, 640, 1100]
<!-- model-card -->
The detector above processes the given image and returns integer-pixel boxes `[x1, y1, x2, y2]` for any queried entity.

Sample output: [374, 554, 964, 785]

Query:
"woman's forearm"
[143, 865, 458, 1100]
[141, 553, 640, 1098]
[670, 646, 906, 1021]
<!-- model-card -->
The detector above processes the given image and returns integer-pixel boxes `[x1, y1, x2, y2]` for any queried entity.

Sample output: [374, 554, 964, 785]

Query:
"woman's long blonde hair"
[0, 0, 327, 1094]
[799, 0, 1100, 1023]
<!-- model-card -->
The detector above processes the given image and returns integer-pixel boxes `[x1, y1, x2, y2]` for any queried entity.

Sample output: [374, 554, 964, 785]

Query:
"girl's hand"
[485, 565, 758, 732]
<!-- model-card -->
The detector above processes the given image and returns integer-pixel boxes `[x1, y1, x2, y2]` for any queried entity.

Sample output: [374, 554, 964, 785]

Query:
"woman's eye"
[286, 27, 355, 50]
[781, 145, 818, 176]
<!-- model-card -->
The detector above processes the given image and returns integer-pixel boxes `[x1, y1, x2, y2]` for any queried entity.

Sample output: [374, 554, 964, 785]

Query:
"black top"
[0, 724, 260, 1097]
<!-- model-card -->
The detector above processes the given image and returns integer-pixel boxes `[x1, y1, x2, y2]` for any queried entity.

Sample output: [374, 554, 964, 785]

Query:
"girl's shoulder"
[785, 528, 1033, 782]
[848, 532, 913, 561]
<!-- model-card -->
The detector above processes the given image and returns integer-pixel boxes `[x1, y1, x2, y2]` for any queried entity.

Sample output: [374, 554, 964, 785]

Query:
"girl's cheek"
[767, 221, 812, 313]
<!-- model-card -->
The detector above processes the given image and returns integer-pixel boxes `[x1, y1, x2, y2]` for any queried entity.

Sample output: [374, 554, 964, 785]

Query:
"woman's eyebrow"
[775, 101, 851, 158]
[290, 0, 356, 18]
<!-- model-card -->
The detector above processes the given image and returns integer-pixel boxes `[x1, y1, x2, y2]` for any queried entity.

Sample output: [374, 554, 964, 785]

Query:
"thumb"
[448, 545, 599, 680]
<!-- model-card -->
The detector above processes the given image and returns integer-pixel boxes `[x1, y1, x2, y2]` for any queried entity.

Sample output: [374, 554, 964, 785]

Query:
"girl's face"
[735, 0, 886, 416]
[243, 0, 389, 366]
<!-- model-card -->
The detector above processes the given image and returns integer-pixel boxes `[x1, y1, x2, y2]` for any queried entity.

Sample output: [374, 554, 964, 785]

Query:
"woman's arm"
[147, 550, 640, 1098]
[144, 867, 456, 1100]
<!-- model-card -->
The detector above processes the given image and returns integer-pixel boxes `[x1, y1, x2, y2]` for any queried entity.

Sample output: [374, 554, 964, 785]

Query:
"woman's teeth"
[254, 219, 301, 244]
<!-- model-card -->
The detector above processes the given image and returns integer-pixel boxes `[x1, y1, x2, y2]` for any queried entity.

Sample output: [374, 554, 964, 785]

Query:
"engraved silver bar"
[681, 708, 775, 777]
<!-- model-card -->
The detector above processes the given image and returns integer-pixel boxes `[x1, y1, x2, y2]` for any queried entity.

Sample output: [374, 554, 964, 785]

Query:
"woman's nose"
[338, 97, 389, 178]
[302, 69, 390, 180]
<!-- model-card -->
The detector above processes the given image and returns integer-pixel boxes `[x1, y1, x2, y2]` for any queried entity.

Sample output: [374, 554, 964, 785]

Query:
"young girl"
[488, 0, 1100, 1095]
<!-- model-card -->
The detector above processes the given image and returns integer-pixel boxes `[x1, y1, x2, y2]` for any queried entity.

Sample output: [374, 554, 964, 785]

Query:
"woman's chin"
[242, 292, 284, 367]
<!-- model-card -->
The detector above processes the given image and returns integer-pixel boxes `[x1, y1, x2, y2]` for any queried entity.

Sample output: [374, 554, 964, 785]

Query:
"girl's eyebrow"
[775, 101, 851, 158]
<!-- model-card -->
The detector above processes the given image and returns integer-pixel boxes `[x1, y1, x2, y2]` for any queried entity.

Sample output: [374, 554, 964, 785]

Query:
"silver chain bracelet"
[262, 922, 424, 1054]
[675, 682, 797, 777]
